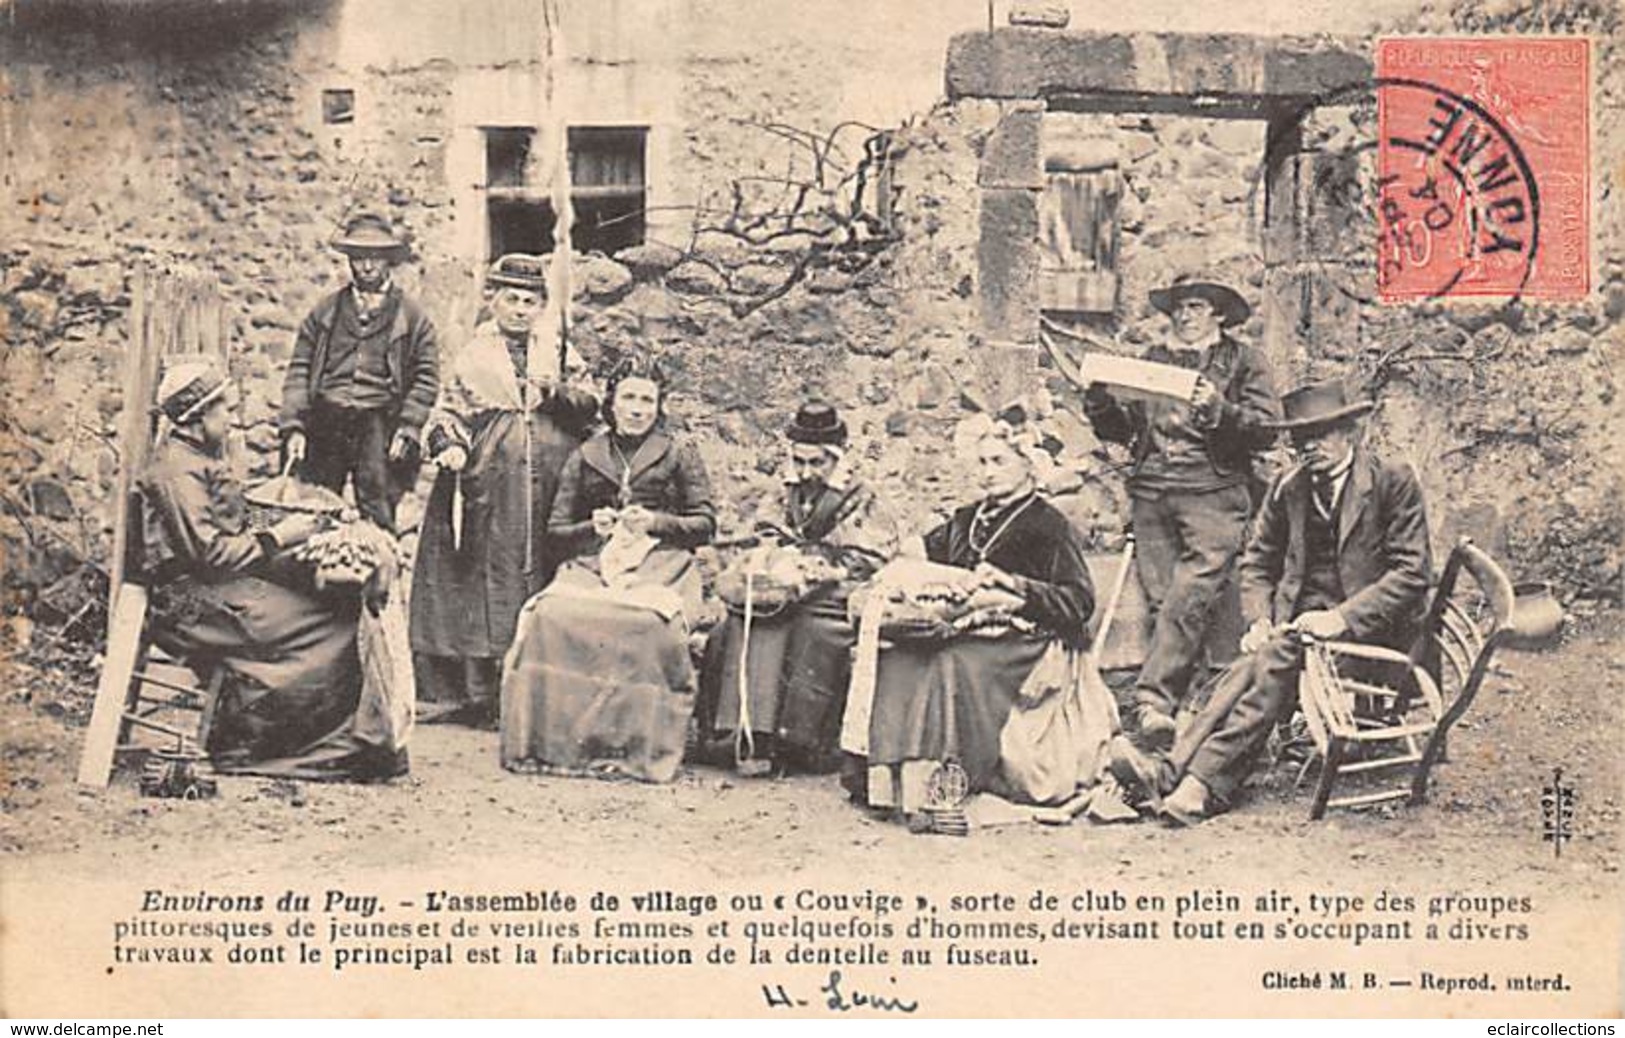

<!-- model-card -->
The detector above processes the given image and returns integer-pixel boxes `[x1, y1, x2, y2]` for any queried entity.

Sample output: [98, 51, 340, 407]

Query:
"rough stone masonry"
[1, 0, 1620, 634]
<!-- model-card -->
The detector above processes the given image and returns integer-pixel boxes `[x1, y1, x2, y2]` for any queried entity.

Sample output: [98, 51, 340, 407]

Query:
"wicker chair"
[1297, 537, 1516, 819]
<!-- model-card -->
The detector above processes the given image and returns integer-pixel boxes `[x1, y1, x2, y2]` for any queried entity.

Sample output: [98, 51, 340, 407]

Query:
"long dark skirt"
[153, 575, 397, 781]
[698, 587, 854, 769]
[411, 409, 579, 666]
[865, 633, 1050, 809]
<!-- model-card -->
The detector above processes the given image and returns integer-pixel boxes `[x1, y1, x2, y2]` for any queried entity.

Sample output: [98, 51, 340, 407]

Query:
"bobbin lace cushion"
[848, 558, 1025, 643]
[716, 545, 846, 616]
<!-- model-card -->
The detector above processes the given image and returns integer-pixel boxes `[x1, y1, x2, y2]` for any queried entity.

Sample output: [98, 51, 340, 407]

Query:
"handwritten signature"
[761, 970, 919, 1013]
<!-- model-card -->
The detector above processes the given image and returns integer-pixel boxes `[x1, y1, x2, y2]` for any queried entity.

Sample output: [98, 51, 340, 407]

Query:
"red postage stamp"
[1375, 36, 1590, 301]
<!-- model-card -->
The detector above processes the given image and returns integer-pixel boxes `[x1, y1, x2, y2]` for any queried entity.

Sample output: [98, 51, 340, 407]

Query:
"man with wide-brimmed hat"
[1082, 273, 1281, 749]
[279, 210, 439, 531]
[409, 253, 599, 722]
[1105, 378, 1432, 824]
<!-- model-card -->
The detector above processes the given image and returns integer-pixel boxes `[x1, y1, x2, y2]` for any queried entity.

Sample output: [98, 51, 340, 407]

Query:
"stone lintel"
[946, 28, 1370, 108]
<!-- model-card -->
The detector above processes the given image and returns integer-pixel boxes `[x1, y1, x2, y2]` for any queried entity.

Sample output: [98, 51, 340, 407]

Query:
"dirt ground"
[2, 611, 1621, 899]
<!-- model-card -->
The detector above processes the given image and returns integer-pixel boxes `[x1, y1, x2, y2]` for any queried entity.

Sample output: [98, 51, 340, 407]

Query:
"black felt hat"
[331, 211, 411, 258]
[1268, 379, 1376, 432]
[786, 402, 848, 446]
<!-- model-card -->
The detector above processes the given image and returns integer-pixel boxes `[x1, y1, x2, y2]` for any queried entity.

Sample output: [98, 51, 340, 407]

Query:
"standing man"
[1107, 380, 1433, 824]
[1083, 274, 1279, 749]
[280, 211, 439, 532]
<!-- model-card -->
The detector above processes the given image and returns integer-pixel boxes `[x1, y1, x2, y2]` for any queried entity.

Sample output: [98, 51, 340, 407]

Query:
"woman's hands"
[973, 561, 1022, 596]
[267, 512, 323, 548]
[619, 504, 655, 538]
[435, 445, 469, 473]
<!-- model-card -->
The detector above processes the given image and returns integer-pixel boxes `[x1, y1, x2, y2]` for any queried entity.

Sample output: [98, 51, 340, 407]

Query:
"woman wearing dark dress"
[697, 402, 908, 775]
[410, 255, 598, 725]
[852, 418, 1096, 820]
[141, 358, 404, 780]
[500, 355, 716, 783]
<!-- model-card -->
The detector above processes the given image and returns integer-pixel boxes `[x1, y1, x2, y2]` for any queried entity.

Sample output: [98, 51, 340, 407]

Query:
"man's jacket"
[278, 286, 439, 435]
[1082, 333, 1279, 482]
[1238, 447, 1433, 651]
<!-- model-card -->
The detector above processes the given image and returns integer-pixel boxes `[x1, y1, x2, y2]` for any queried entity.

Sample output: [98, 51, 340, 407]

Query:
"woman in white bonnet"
[140, 357, 403, 780]
[857, 410, 1096, 825]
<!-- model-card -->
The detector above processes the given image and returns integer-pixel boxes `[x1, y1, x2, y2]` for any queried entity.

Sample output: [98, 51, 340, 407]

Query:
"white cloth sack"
[355, 592, 416, 752]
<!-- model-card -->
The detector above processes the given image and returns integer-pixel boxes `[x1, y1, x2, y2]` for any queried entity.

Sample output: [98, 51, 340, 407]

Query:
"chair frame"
[76, 489, 222, 786]
[1298, 537, 1516, 819]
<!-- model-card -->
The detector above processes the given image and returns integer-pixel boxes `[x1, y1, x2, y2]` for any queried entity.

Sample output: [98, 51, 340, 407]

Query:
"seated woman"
[140, 358, 405, 781]
[696, 402, 909, 776]
[500, 355, 716, 782]
[850, 415, 1095, 823]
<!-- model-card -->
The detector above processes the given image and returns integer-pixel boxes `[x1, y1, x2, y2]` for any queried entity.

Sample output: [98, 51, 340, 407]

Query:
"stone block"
[63, 261, 124, 302]
[1603, 283, 1625, 322]
[575, 255, 634, 303]
[1040, 405, 1100, 459]
[806, 269, 854, 295]
[666, 262, 727, 297]
[947, 28, 1367, 107]
[1543, 327, 1592, 356]
[28, 478, 75, 521]
[13, 290, 58, 331]
[979, 103, 1044, 189]
[914, 362, 956, 410]
[1204, 120, 1265, 157]
[620, 283, 681, 325]
[692, 233, 757, 270]
[614, 242, 684, 280]
[1263, 42, 1372, 98]
[971, 342, 1044, 412]
[1008, 5, 1070, 28]
[976, 188, 1041, 343]
[946, 30, 1138, 100]
[733, 264, 785, 297]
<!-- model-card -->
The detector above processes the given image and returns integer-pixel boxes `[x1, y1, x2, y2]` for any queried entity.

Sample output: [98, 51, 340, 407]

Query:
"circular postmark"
[1255, 74, 1543, 304]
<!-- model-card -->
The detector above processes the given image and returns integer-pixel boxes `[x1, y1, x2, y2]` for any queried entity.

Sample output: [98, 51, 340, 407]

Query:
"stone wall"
[2, 0, 1620, 625]
[0, 0, 1020, 617]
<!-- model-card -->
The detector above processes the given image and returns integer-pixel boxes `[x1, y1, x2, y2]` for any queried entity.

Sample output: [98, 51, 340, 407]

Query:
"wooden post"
[75, 585, 150, 787]
[78, 263, 229, 787]
[106, 262, 149, 601]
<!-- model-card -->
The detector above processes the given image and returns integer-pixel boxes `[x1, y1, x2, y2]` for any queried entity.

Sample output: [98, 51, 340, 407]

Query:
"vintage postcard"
[1, 0, 1619, 1020]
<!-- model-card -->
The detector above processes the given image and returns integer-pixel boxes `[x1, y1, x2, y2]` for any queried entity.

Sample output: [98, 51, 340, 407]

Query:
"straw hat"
[156, 357, 230, 424]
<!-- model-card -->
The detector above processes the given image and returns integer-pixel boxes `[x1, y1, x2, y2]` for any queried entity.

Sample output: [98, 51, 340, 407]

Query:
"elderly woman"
[500, 355, 716, 782]
[411, 254, 598, 725]
[851, 415, 1095, 822]
[140, 358, 404, 780]
[697, 402, 908, 776]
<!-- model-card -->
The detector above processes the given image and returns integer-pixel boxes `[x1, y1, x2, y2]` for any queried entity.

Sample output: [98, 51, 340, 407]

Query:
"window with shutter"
[483, 125, 648, 259]
[1039, 164, 1121, 314]
[1038, 127, 1122, 316]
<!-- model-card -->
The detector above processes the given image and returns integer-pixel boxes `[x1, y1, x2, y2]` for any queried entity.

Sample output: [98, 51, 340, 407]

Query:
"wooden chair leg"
[194, 667, 226, 756]
[1410, 729, 1451, 805]
[1293, 751, 1319, 792]
[1309, 737, 1346, 821]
